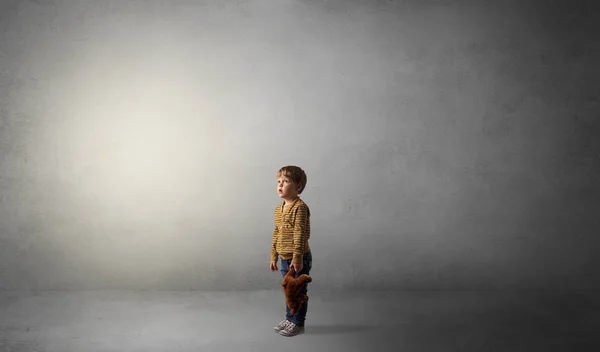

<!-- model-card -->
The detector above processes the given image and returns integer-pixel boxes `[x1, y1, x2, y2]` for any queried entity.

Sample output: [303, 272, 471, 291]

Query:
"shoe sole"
[279, 328, 304, 336]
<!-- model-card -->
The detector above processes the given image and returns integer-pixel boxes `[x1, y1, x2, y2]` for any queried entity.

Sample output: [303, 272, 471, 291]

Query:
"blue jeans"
[280, 251, 312, 327]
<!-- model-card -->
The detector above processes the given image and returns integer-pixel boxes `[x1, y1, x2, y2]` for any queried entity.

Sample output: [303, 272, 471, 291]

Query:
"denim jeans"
[280, 251, 312, 327]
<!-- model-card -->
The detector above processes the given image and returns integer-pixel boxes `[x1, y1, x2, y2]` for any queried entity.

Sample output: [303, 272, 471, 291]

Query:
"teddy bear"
[282, 265, 312, 315]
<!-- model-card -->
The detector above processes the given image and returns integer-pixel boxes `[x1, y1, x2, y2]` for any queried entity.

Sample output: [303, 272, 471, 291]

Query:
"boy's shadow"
[305, 324, 375, 335]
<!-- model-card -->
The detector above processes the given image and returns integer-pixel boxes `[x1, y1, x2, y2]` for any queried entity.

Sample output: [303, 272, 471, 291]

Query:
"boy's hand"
[270, 261, 278, 272]
[291, 262, 303, 273]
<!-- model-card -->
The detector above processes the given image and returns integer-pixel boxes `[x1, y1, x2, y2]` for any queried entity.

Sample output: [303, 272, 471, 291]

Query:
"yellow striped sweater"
[270, 197, 311, 264]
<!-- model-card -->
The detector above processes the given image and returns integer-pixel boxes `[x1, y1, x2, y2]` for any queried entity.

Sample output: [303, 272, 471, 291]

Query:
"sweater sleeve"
[292, 205, 309, 264]
[270, 208, 279, 262]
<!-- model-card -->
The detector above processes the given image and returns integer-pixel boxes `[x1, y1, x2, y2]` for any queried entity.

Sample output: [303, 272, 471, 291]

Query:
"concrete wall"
[0, 0, 598, 291]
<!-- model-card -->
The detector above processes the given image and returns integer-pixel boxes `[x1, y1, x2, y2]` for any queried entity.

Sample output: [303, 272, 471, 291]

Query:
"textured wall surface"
[0, 0, 598, 290]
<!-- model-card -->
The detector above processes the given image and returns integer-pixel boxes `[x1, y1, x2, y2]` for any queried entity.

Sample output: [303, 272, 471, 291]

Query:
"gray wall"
[0, 0, 598, 291]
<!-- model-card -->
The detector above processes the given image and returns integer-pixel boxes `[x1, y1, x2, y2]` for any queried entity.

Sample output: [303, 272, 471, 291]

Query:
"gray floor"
[0, 289, 598, 352]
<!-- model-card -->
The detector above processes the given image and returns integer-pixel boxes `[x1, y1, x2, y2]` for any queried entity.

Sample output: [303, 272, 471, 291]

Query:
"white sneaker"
[273, 319, 291, 332]
[279, 321, 304, 337]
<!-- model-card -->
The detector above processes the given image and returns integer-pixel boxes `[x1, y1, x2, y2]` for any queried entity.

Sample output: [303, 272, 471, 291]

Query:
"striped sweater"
[270, 197, 311, 265]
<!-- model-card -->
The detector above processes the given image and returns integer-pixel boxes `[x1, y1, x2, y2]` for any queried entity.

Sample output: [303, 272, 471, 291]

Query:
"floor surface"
[0, 289, 598, 352]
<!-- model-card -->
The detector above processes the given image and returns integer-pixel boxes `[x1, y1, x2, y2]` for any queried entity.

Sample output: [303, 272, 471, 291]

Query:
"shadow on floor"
[305, 324, 376, 335]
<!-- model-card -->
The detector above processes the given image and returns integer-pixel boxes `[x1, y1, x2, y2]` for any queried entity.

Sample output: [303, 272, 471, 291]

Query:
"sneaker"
[273, 319, 291, 332]
[279, 321, 304, 337]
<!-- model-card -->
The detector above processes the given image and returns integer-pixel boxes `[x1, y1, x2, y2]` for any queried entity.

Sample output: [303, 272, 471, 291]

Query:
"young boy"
[270, 165, 312, 337]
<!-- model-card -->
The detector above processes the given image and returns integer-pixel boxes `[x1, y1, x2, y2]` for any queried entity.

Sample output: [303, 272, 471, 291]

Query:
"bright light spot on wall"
[58, 33, 214, 213]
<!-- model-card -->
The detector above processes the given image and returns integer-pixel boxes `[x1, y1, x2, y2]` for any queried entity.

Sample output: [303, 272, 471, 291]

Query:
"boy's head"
[277, 165, 307, 200]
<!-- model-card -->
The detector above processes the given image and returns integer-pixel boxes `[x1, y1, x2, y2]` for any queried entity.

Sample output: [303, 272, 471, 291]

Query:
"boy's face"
[277, 174, 299, 200]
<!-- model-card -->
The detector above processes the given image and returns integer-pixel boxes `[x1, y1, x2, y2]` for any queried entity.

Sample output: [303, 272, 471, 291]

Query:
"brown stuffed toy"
[282, 266, 312, 315]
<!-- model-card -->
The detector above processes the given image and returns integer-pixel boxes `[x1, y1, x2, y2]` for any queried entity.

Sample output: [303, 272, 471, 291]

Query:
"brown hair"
[277, 165, 307, 194]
